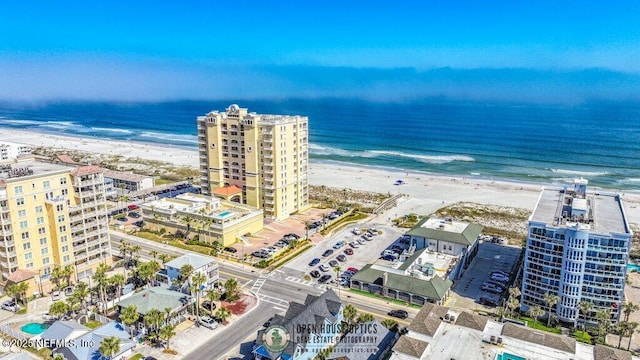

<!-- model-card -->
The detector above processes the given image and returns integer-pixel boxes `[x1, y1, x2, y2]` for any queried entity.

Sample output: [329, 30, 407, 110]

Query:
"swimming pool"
[628, 263, 640, 272]
[495, 352, 526, 360]
[218, 211, 232, 218]
[20, 322, 50, 335]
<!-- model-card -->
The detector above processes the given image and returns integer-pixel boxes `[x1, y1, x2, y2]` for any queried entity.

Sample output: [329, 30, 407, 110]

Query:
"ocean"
[1, 99, 639, 190]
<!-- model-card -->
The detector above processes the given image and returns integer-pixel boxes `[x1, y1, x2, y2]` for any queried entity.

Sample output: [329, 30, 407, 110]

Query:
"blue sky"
[1, 1, 639, 102]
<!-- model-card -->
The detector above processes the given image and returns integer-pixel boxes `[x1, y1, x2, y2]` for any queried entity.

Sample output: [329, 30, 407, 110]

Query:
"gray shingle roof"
[0, 353, 33, 360]
[40, 320, 90, 343]
[407, 303, 449, 337]
[594, 344, 632, 360]
[501, 323, 576, 353]
[392, 336, 429, 358]
[406, 217, 483, 246]
[328, 320, 393, 360]
[53, 322, 135, 360]
[115, 287, 190, 315]
[454, 311, 488, 332]
[165, 253, 215, 270]
[351, 264, 452, 301]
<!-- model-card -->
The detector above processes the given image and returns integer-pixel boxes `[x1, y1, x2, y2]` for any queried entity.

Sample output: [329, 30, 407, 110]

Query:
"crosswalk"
[250, 274, 269, 293]
[259, 294, 289, 308]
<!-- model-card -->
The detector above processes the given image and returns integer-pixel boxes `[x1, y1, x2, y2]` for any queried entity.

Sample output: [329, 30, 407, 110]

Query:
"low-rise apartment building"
[156, 253, 219, 292]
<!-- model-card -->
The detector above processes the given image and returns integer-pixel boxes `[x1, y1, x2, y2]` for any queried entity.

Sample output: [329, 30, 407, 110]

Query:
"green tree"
[120, 305, 139, 339]
[215, 306, 232, 323]
[53, 354, 65, 360]
[158, 253, 170, 264]
[623, 302, 639, 323]
[506, 297, 520, 319]
[343, 304, 357, 327]
[98, 336, 121, 360]
[144, 308, 164, 341]
[66, 295, 81, 314]
[595, 309, 612, 342]
[93, 263, 110, 314]
[49, 301, 68, 319]
[542, 293, 560, 327]
[182, 215, 194, 239]
[528, 306, 545, 328]
[578, 301, 594, 332]
[110, 274, 126, 301]
[159, 324, 177, 350]
[616, 321, 630, 349]
[381, 318, 399, 332]
[62, 265, 75, 287]
[179, 264, 194, 288]
[191, 272, 207, 323]
[223, 278, 239, 301]
[51, 266, 64, 291]
[356, 312, 375, 324]
[73, 281, 90, 314]
[210, 241, 222, 256]
[205, 290, 221, 317]
[136, 261, 161, 287]
[149, 250, 158, 260]
[627, 322, 638, 350]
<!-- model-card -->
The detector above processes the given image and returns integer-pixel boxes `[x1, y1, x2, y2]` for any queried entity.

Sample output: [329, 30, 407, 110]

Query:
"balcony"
[0, 240, 15, 247]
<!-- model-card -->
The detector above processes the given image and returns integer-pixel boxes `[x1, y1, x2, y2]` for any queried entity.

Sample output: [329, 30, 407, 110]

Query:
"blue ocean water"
[0, 99, 639, 190]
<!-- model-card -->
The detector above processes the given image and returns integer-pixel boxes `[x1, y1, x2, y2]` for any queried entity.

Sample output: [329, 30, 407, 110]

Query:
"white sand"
[2, 128, 639, 224]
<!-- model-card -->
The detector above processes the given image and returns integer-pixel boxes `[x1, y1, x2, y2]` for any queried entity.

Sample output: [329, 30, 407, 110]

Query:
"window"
[24, 252, 32, 261]
[14, 185, 23, 194]
[59, 225, 66, 232]
[38, 227, 46, 235]
[35, 205, 43, 213]
[39, 238, 47, 246]
[63, 255, 70, 263]
[23, 243, 31, 250]
[60, 177, 67, 185]
[37, 217, 44, 224]
[56, 204, 64, 212]
[41, 248, 48, 255]
[19, 221, 28, 229]
[17, 210, 26, 217]
[43, 180, 51, 189]
[62, 245, 69, 253]
[26, 262, 33, 269]
[42, 257, 50, 265]
[16, 198, 24, 206]
[61, 189, 68, 196]
[21, 232, 29, 240]
[57, 215, 65, 222]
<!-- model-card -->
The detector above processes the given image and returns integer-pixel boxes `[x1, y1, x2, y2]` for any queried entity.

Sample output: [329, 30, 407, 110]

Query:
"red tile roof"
[70, 165, 103, 176]
[56, 154, 81, 165]
[212, 185, 242, 196]
[6, 269, 36, 283]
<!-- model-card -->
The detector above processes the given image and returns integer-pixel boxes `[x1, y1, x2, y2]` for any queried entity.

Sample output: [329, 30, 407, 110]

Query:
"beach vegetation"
[321, 211, 368, 235]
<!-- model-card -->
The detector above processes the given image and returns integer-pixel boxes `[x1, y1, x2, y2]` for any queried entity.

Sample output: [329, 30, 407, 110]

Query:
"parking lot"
[450, 242, 522, 310]
[282, 222, 403, 285]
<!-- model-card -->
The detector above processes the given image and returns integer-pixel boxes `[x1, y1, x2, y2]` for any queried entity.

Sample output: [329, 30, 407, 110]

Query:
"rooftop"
[6, 269, 36, 283]
[102, 168, 151, 182]
[39, 320, 90, 342]
[212, 185, 242, 196]
[406, 217, 483, 246]
[53, 322, 134, 360]
[165, 253, 216, 270]
[0, 158, 73, 183]
[396, 248, 455, 280]
[351, 264, 452, 301]
[115, 287, 191, 315]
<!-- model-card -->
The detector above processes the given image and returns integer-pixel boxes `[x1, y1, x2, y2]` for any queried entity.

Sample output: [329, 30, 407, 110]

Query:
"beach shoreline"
[2, 128, 639, 224]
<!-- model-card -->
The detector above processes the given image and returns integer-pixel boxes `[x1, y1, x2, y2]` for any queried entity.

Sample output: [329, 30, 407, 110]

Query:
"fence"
[0, 324, 28, 341]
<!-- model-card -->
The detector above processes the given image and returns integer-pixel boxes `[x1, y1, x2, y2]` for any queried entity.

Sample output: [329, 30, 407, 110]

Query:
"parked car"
[363, 235, 374, 241]
[349, 242, 359, 248]
[310, 270, 321, 278]
[344, 248, 354, 256]
[199, 316, 218, 329]
[133, 220, 144, 227]
[201, 300, 216, 311]
[482, 285, 503, 294]
[333, 241, 345, 249]
[318, 275, 332, 283]
[380, 254, 396, 261]
[129, 212, 141, 218]
[116, 217, 127, 222]
[479, 295, 501, 306]
[329, 260, 339, 268]
[336, 254, 347, 262]
[309, 258, 321, 267]
[381, 250, 396, 257]
[491, 274, 509, 282]
[357, 239, 366, 245]
[275, 241, 288, 248]
[388, 309, 408, 319]
[52, 291, 61, 301]
[319, 264, 330, 272]
[346, 267, 359, 273]
[322, 249, 334, 257]
[127, 204, 139, 210]
[492, 271, 510, 277]
[352, 229, 362, 235]
[1, 300, 19, 312]
[224, 247, 237, 253]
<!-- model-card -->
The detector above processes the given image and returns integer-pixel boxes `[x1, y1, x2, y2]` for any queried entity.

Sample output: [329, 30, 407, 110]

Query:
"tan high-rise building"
[197, 104, 309, 220]
[0, 158, 112, 294]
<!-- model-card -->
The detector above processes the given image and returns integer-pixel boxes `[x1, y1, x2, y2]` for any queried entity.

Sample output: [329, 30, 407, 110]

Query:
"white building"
[521, 178, 633, 325]
[0, 142, 33, 161]
[156, 253, 219, 292]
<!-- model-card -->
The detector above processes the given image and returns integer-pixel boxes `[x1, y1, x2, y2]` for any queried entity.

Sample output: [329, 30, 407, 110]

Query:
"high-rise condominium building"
[0, 158, 111, 293]
[197, 104, 309, 220]
[521, 179, 632, 325]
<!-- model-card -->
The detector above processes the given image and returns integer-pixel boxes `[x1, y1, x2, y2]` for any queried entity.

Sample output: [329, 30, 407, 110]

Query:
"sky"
[1, 0, 639, 102]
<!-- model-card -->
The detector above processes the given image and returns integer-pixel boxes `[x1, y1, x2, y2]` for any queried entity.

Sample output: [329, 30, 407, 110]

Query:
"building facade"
[197, 104, 309, 220]
[0, 158, 111, 294]
[156, 253, 219, 292]
[0, 142, 32, 161]
[520, 179, 633, 325]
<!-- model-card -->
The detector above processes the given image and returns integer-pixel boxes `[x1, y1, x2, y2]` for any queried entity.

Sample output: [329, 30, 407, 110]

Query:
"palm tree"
[110, 274, 126, 301]
[543, 293, 560, 327]
[205, 290, 221, 317]
[627, 321, 638, 350]
[144, 308, 165, 341]
[158, 253, 171, 264]
[130, 245, 141, 264]
[182, 215, 194, 239]
[51, 266, 64, 291]
[595, 309, 612, 342]
[617, 321, 630, 349]
[10, 282, 30, 306]
[191, 272, 207, 323]
[623, 302, 639, 323]
[98, 336, 121, 360]
[164, 307, 173, 324]
[343, 304, 357, 327]
[66, 295, 81, 315]
[93, 263, 109, 314]
[506, 297, 520, 319]
[149, 250, 158, 260]
[62, 265, 75, 287]
[120, 305, 139, 339]
[73, 281, 90, 314]
[356, 312, 375, 324]
[210, 241, 222, 256]
[215, 306, 232, 323]
[528, 306, 545, 328]
[179, 264, 194, 289]
[223, 278, 239, 301]
[508, 287, 521, 299]
[53, 354, 65, 360]
[49, 301, 68, 319]
[333, 266, 342, 297]
[381, 318, 399, 332]
[578, 300, 594, 332]
[159, 324, 177, 350]
[136, 260, 161, 287]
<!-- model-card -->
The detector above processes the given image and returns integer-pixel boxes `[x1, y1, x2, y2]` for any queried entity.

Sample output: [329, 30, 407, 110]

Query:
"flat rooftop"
[395, 248, 454, 280]
[102, 169, 151, 182]
[0, 158, 73, 182]
[531, 188, 629, 235]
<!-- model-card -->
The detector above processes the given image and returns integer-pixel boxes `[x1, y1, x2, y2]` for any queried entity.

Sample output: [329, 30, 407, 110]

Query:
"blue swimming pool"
[496, 352, 526, 360]
[218, 211, 232, 217]
[20, 322, 50, 335]
[628, 263, 640, 272]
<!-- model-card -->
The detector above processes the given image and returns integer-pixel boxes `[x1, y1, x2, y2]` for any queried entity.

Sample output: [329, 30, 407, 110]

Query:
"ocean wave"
[38, 121, 76, 130]
[308, 143, 376, 157]
[548, 168, 609, 177]
[366, 150, 475, 164]
[139, 131, 198, 144]
[91, 127, 134, 134]
[1, 119, 43, 126]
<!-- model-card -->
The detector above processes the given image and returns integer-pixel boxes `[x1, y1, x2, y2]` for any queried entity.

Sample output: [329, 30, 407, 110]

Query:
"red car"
[127, 204, 139, 210]
[347, 267, 359, 273]
[344, 248, 354, 255]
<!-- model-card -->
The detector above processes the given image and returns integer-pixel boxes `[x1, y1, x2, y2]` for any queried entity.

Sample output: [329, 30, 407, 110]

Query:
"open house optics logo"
[263, 325, 291, 353]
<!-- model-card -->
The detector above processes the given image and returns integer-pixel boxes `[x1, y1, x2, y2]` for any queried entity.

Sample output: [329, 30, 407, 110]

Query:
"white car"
[199, 316, 218, 329]
[319, 264, 330, 272]
[491, 274, 509, 282]
[52, 291, 61, 301]
[1, 301, 19, 312]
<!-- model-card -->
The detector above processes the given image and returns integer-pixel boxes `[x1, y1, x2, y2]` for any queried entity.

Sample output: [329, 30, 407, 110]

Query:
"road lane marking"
[259, 295, 289, 307]
[219, 270, 253, 283]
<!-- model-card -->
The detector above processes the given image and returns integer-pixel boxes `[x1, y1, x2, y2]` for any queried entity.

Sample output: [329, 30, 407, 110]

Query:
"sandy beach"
[2, 128, 639, 226]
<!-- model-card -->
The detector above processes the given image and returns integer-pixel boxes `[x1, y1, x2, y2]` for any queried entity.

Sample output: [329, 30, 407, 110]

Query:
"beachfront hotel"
[197, 104, 309, 220]
[139, 193, 263, 247]
[520, 179, 633, 325]
[0, 157, 112, 295]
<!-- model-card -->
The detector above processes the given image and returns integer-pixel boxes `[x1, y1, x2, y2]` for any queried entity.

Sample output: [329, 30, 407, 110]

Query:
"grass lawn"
[85, 320, 102, 329]
[349, 289, 422, 309]
[154, 178, 174, 186]
[572, 330, 593, 344]
[322, 211, 369, 235]
[519, 316, 562, 334]
[129, 354, 143, 360]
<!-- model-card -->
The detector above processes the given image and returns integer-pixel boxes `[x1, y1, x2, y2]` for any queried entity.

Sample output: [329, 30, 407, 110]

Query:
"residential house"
[115, 287, 193, 331]
[53, 321, 135, 360]
[156, 253, 219, 292]
[36, 321, 90, 349]
[327, 320, 396, 360]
